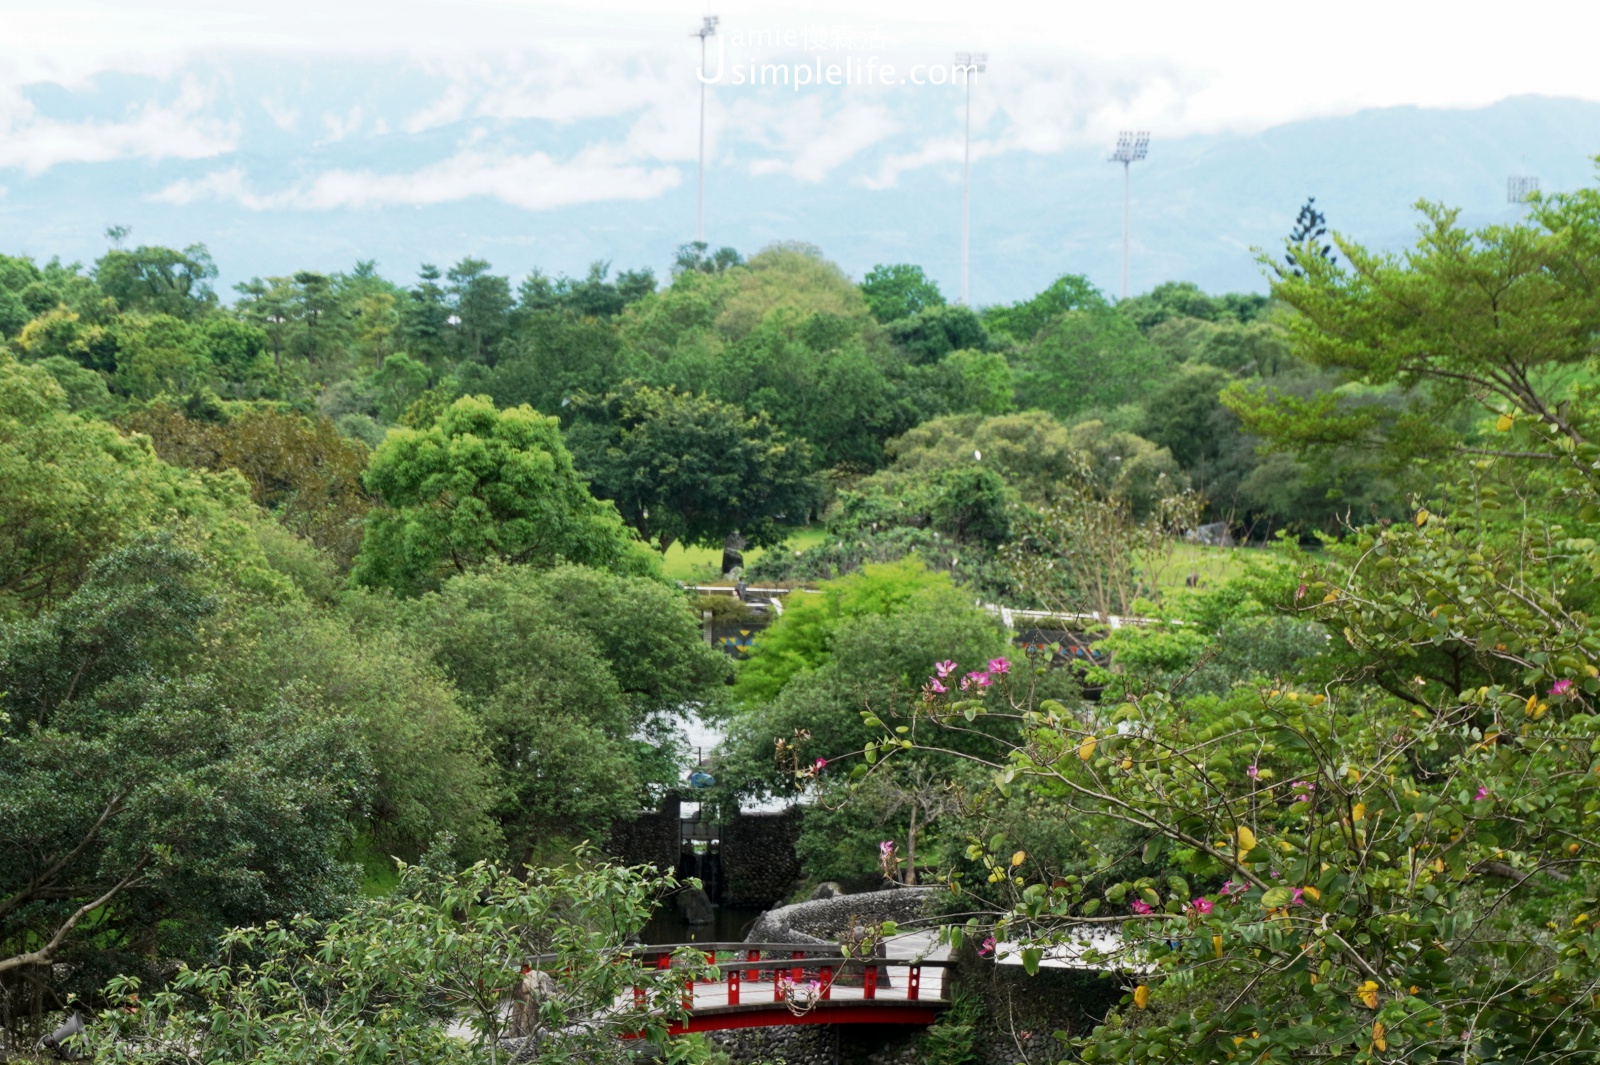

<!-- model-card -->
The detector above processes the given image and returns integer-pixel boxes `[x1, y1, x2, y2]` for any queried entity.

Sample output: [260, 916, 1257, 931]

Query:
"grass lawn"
[1146, 542, 1252, 594]
[660, 527, 828, 583]
[660, 528, 1251, 595]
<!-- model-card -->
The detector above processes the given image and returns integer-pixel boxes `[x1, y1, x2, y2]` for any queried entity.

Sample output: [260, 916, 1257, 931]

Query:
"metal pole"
[1108, 131, 1148, 302]
[1121, 160, 1130, 301]
[696, 34, 707, 245]
[961, 75, 971, 306]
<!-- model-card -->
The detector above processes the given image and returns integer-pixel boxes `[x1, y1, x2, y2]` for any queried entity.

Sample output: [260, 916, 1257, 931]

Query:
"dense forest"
[7, 177, 1600, 1062]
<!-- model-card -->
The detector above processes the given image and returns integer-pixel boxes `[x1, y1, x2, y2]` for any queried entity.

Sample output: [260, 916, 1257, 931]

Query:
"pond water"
[638, 905, 766, 945]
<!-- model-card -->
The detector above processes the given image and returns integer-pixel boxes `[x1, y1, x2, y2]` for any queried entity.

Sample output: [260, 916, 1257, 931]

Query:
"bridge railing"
[616, 943, 956, 1009]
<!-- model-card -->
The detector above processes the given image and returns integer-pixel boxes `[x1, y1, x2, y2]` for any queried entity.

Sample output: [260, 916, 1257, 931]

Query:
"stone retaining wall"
[721, 807, 804, 908]
[606, 800, 803, 910]
[607, 796, 681, 875]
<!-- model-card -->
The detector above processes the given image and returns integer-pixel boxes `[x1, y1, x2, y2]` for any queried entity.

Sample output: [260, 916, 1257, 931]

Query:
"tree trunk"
[905, 805, 918, 886]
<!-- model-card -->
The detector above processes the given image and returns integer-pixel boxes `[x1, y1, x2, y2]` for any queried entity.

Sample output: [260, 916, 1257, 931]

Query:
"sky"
[3, 1, 1600, 300]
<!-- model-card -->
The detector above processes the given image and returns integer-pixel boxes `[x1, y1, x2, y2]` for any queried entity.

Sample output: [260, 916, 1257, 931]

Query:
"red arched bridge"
[621, 942, 954, 1034]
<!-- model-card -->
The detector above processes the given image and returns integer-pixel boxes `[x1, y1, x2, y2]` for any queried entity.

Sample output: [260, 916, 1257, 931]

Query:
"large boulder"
[748, 884, 942, 943]
[508, 970, 561, 1038]
[676, 886, 716, 925]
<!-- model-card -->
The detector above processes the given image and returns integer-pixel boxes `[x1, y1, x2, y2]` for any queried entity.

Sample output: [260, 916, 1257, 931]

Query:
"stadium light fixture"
[1109, 130, 1150, 300]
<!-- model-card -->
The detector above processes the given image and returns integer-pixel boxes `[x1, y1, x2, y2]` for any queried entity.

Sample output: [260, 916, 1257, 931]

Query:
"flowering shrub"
[855, 419, 1600, 1063]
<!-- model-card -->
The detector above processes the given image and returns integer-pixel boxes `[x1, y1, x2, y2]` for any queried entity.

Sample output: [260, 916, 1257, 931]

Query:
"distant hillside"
[1, 67, 1596, 303]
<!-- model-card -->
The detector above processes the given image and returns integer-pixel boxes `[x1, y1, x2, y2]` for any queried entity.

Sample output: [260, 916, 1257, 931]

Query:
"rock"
[721, 531, 746, 578]
[748, 884, 941, 943]
[508, 970, 560, 1037]
[1185, 521, 1234, 547]
[676, 885, 715, 925]
[809, 881, 845, 900]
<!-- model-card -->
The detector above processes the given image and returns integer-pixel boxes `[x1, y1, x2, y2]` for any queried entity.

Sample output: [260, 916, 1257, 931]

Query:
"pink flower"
[935, 660, 958, 678]
[1475, 786, 1489, 801]
[1291, 888, 1305, 906]
[987, 657, 1010, 675]
[962, 671, 993, 690]
[1551, 679, 1574, 697]
[1295, 583, 1307, 601]
[929, 678, 947, 694]
[1219, 880, 1237, 896]
[814, 757, 827, 772]
[1291, 780, 1314, 802]
[1246, 764, 1259, 780]
[1130, 900, 1153, 915]
[1191, 897, 1214, 915]
[879, 840, 896, 857]
[979, 936, 996, 956]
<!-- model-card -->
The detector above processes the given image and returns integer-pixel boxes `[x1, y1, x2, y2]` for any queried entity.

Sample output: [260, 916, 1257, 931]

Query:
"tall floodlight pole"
[1508, 174, 1539, 219]
[955, 51, 987, 305]
[692, 15, 719, 245]
[1109, 131, 1150, 300]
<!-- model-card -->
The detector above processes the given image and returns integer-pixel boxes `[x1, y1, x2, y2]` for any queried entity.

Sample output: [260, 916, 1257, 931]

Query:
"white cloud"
[148, 166, 264, 207]
[403, 80, 474, 133]
[0, 76, 235, 174]
[149, 144, 682, 212]
[738, 96, 900, 182]
[321, 105, 365, 142]
[260, 96, 299, 131]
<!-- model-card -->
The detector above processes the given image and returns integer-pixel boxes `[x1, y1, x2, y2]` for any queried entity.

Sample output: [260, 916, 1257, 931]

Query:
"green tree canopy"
[886, 304, 990, 365]
[0, 354, 278, 616]
[377, 563, 726, 856]
[731, 559, 981, 706]
[351, 395, 652, 595]
[566, 381, 819, 552]
[1229, 185, 1600, 464]
[1012, 305, 1173, 422]
[121, 404, 373, 568]
[94, 243, 219, 320]
[0, 539, 363, 981]
[85, 855, 718, 1064]
[983, 273, 1106, 343]
[860, 263, 946, 323]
